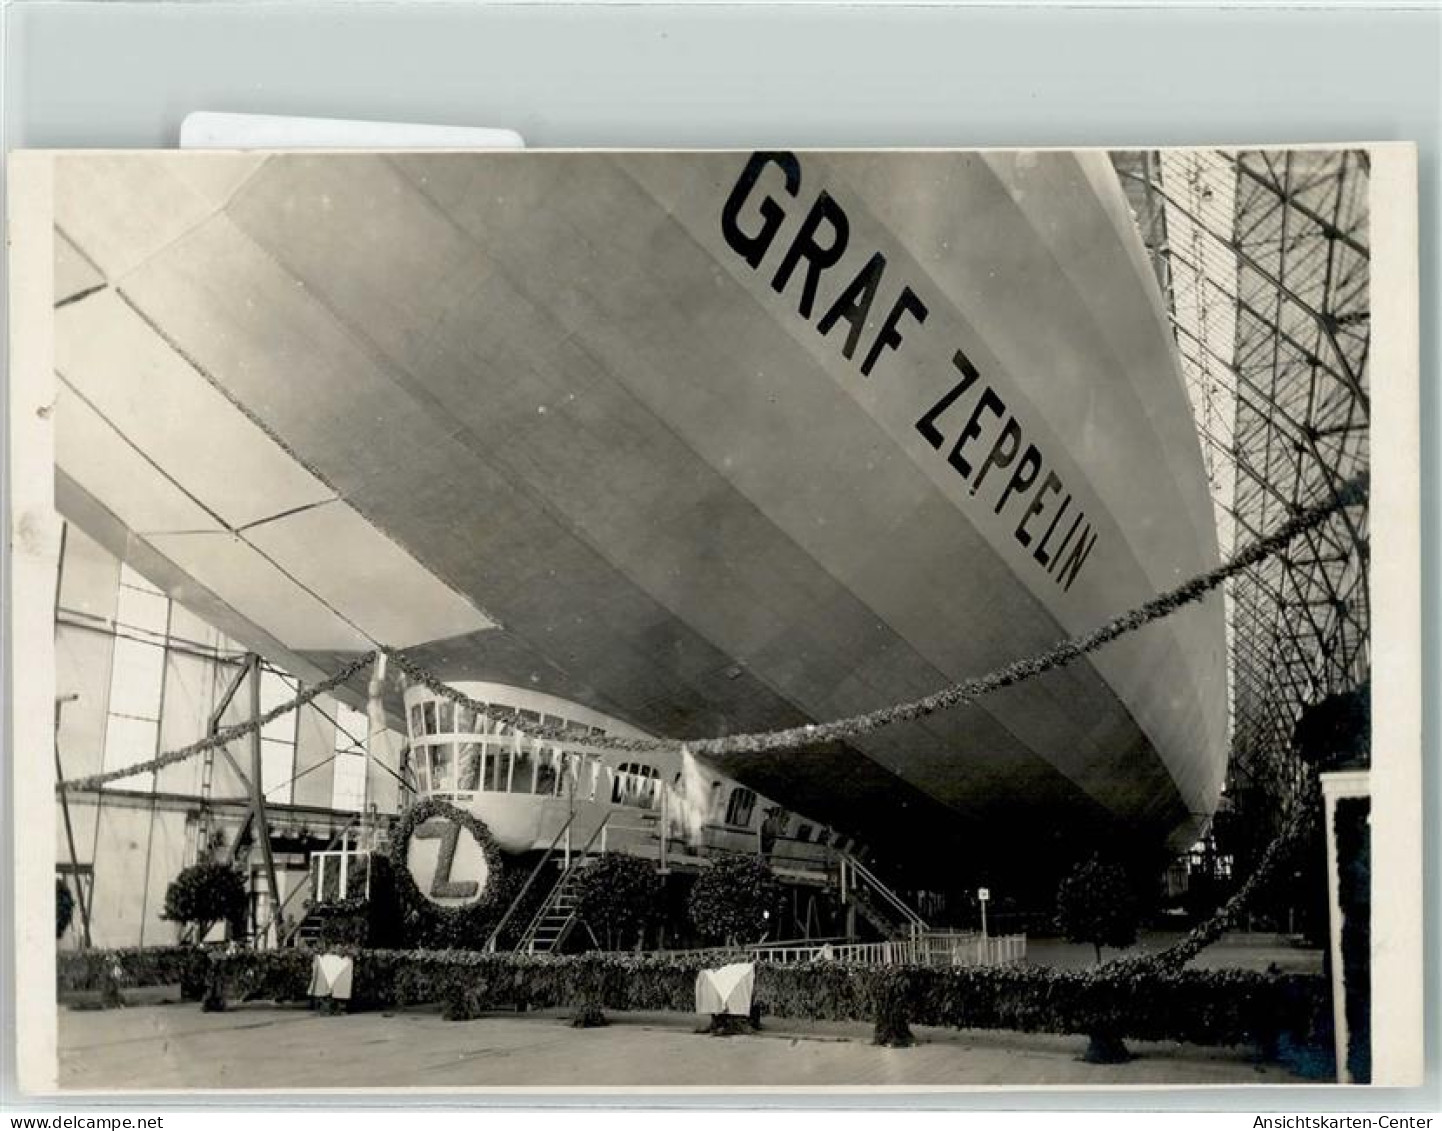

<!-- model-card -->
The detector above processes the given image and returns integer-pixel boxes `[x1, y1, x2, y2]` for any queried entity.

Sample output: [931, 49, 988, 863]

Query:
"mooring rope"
[57, 471, 1367, 790]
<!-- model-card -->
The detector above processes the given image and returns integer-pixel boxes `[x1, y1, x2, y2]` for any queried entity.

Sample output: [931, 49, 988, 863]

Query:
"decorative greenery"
[61, 478, 1364, 800]
[304, 854, 406, 951]
[565, 953, 618, 1028]
[99, 964, 126, 1010]
[67, 946, 1325, 1062]
[867, 966, 917, 1047]
[1294, 683, 1370, 772]
[161, 862, 248, 942]
[62, 654, 373, 794]
[54, 943, 1330, 1069]
[698, 1010, 760, 1037]
[200, 966, 227, 1013]
[381, 476, 1367, 762]
[385, 651, 667, 756]
[312, 899, 374, 949]
[687, 855, 782, 945]
[1056, 855, 1140, 964]
[56, 879, 75, 940]
[57, 946, 207, 994]
[1109, 805, 1315, 979]
[679, 473, 1367, 759]
[388, 797, 505, 946]
[1334, 796, 1371, 1083]
[574, 855, 662, 951]
[208, 948, 314, 1008]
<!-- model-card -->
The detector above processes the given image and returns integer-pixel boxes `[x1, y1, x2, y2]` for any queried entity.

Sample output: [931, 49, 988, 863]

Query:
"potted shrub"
[686, 854, 782, 947]
[161, 862, 248, 944]
[56, 878, 75, 941]
[574, 855, 662, 952]
[1056, 854, 1141, 1063]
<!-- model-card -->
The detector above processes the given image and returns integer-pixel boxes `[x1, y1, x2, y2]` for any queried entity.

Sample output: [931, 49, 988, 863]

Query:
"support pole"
[52, 527, 93, 950]
[1320, 769, 1371, 1084]
[54, 695, 91, 949]
[198, 656, 254, 857]
[247, 655, 282, 948]
[136, 600, 175, 948]
[364, 652, 384, 847]
[658, 779, 670, 873]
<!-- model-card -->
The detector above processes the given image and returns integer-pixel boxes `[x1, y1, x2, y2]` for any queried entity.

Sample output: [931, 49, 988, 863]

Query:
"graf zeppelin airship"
[49, 149, 1228, 886]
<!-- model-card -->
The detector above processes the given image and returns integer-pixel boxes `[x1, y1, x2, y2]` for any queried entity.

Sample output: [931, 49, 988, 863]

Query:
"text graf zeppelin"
[721, 151, 1101, 593]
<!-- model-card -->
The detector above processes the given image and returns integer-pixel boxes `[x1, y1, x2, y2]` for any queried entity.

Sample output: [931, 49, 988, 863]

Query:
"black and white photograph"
[5, 144, 1420, 1093]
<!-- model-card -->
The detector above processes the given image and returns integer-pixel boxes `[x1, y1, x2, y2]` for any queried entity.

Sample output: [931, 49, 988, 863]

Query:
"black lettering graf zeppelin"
[720, 151, 1099, 594]
[914, 353, 1099, 593]
[720, 151, 928, 378]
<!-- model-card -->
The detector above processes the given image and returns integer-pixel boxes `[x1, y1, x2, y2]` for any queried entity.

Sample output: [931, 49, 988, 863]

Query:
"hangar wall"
[53, 523, 403, 949]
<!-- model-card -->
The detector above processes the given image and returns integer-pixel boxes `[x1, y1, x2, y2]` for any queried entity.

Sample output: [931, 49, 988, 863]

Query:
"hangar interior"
[52, 149, 1369, 953]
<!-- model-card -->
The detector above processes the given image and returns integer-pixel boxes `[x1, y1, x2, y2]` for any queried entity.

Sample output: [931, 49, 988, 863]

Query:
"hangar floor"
[58, 1001, 1310, 1091]
[54, 932, 1326, 1090]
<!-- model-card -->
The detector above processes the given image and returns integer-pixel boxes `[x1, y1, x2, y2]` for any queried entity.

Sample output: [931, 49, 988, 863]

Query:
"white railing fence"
[749, 930, 1026, 969]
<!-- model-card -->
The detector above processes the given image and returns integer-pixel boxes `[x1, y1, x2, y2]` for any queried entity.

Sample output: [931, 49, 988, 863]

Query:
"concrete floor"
[55, 932, 1326, 1091]
[58, 1001, 1310, 1091]
[1025, 931, 1325, 974]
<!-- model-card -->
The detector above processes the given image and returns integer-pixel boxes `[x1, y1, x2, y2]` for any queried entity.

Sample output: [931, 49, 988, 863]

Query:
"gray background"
[2, 0, 1438, 1114]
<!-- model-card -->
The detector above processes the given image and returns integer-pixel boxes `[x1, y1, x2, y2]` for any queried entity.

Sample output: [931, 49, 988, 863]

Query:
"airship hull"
[50, 150, 1229, 875]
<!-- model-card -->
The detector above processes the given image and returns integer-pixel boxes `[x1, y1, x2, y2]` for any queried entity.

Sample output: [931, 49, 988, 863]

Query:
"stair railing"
[483, 811, 577, 953]
[840, 853, 929, 937]
[264, 813, 363, 948]
[514, 813, 612, 954]
[574, 810, 612, 860]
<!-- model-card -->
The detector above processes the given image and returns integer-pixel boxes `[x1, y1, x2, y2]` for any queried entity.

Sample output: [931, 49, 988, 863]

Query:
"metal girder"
[1113, 149, 1370, 840]
[246, 654, 283, 946]
[1231, 153, 1370, 261]
[1128, 166, 1370, 414]
[1164, 246, 1370, 562]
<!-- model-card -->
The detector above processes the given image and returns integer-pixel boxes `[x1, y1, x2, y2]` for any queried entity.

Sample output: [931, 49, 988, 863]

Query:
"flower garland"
[383, 649, 673, 755]
[383, 471, 1366, 760]
[59, 653, 374, 793]
[388, 796, 505, 928]
[57, 471, 1367, 785]
[681, 472, 1368, 758]
[1101, 802, 1316, 978]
